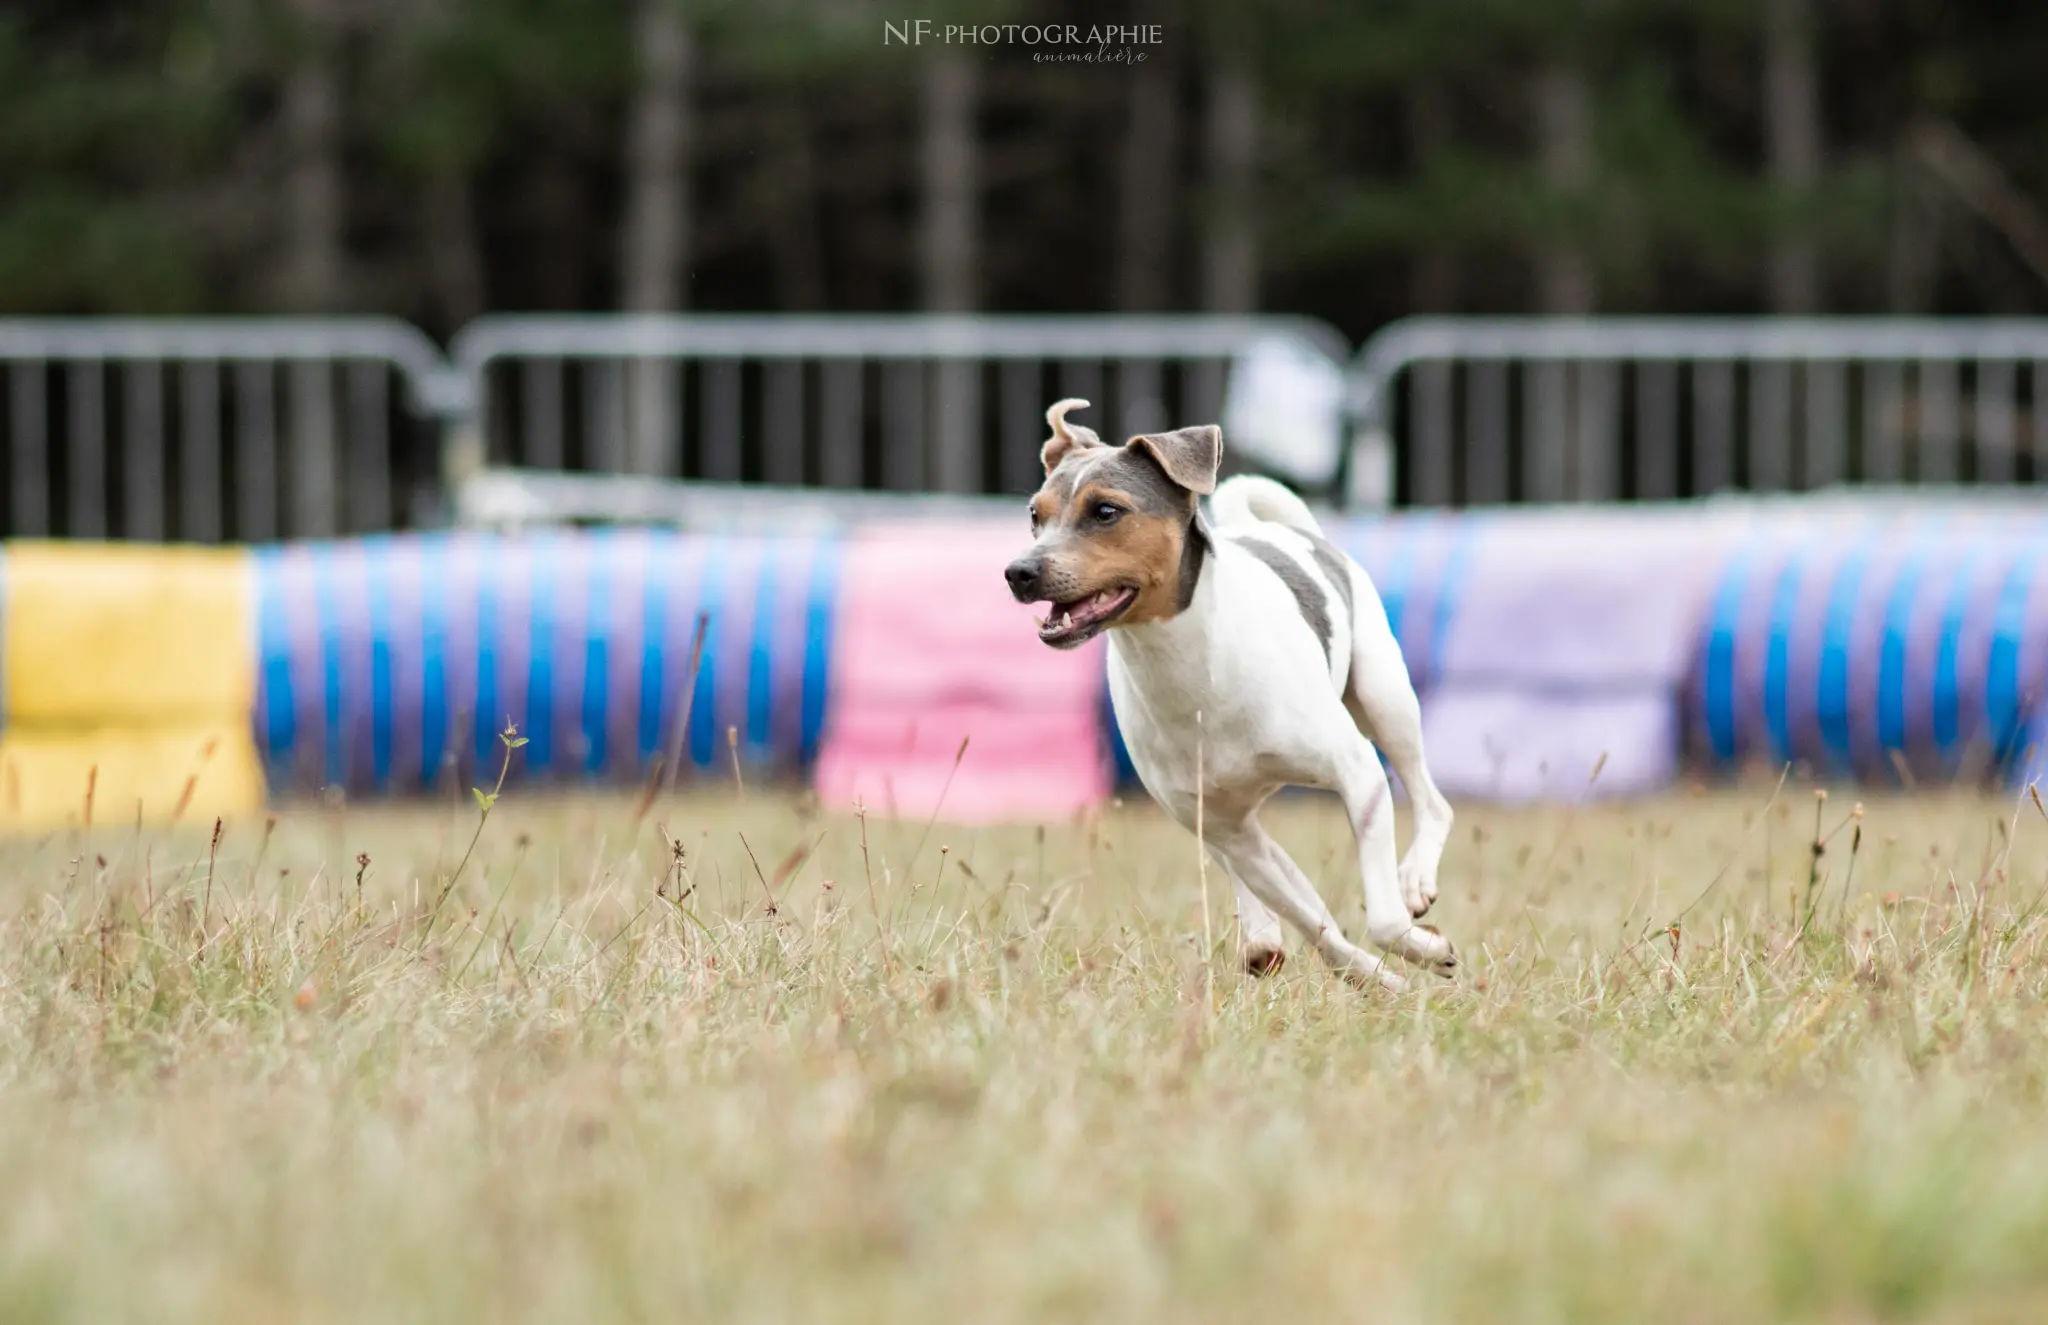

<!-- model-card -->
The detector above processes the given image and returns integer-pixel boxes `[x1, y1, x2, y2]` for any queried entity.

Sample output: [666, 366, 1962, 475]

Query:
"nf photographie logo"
[884, 20, 1163, 63]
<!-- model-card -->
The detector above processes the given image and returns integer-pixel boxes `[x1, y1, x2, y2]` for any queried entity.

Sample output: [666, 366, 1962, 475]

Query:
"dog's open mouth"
[1037, 585, 1138, 648]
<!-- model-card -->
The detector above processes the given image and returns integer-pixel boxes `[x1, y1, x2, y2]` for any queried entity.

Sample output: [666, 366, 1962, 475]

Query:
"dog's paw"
[1399, 860, 1439, 917]
[1329, 945, 1408, 993]
[1242, 943, 1287, 977]
[1391, 924, 1457, 979]
[1340, 961, 1408, 994]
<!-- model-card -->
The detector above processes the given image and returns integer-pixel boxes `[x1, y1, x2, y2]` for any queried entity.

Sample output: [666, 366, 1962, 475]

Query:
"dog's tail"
[1208, 474, 1323, 535]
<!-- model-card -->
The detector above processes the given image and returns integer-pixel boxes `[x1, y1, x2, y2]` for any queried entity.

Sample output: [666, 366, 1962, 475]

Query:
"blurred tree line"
[4, 0, 2047, 342]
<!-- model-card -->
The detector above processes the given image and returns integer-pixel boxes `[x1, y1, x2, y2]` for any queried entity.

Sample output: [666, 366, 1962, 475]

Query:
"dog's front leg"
[1205, 819, 1405, 992]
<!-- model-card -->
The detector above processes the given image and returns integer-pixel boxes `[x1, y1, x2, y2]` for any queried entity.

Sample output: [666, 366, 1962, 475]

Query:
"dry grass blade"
[736, 832, 780, 915]
[641, 611, 711, 818]
[903, 736, 972, 884]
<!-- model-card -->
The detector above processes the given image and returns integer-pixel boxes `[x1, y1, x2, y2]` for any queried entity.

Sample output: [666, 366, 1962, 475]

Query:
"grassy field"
[4, 770, 2048, 1324]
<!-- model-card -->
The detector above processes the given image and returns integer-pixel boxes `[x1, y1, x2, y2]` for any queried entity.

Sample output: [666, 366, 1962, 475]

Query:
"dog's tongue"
[1043, 588, 1121, 630]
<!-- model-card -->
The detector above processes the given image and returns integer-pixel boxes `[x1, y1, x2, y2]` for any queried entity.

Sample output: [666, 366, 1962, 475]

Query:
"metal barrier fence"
[0, 319, 453, 541]
[447, 314, 1350, 496]
[8, 315, 2048, 541]
[1346, 318, 2048, 507]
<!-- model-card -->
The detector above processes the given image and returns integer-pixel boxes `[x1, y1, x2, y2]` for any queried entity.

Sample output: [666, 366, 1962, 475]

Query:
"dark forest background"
[5, 0, 2048, 343]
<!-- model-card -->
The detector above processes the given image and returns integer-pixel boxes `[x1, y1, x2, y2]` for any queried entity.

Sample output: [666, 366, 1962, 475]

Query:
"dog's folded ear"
[1128, 425, 1223, 495]
[1041, 398, 1104, 474]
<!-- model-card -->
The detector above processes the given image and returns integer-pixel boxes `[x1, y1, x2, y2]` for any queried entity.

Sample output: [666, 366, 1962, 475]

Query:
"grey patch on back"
[1237, 536, 1333, 658]
[1304, 533, 1355, 620]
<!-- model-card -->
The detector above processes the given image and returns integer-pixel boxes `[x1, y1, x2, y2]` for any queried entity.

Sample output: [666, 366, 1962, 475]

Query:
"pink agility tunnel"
[812, 523, 1112, 824]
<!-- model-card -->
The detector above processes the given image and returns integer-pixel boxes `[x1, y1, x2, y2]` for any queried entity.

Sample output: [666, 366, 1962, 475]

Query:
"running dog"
[1003, 399, 1457, 990]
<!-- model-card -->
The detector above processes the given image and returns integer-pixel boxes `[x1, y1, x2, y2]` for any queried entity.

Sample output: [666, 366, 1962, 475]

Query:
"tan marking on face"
[1014, 440, 1204, 640]
[1037, 481, 1189, 624]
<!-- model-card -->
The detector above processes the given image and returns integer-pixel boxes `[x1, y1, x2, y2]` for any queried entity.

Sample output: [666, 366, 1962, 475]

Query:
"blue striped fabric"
[313, 549, 345, 788]
[1985, 538, 2045, 764]
[419, 541, 449, 786]
[747, 538, 779, 757]
[688, 537, 726, 770]
[1931, 545, 1989, 767]
[635, 537, 669, 769]
[800, 535, 842, 765]
[580, 529, 613, 776]
[366, 538, 395, 790]
[1692, 513, 2048, 788]
[1814, 537, 1871, 775]
[252, 530, 841, 794]
[254, 546, 296, 764]
[1762, 544, 1810, 766]
[1876, 529, 1937, 769]
[524, 533, 556, 769]
[473, 541, 500, 766]
[1700, 547, 1752, 764]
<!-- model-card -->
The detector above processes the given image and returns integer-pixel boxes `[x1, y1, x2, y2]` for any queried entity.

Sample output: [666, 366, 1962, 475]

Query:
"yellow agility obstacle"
[0, 542, 265, 832]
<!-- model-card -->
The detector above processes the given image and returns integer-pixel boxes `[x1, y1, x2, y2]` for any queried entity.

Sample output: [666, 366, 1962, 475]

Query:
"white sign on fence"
[1222, 334, 1348, 488]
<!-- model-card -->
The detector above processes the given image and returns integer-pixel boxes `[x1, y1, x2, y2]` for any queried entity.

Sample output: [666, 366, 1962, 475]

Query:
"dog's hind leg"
[1343, 570, 1455, 918]
[1332, 736, 1457, 978]
[1204, 813, 1406, 992]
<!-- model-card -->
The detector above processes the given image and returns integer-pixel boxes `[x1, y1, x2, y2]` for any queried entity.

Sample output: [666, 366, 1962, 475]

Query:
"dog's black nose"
[1004, 558, 1042, 601]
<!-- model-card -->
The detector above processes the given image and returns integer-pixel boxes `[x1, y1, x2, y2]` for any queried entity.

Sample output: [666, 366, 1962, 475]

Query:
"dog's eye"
[1093, 503, 1123, 524]
[1029, 508, 1043, 532]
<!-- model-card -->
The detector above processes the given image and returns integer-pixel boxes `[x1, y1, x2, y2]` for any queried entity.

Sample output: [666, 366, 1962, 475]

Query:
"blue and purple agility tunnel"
[252, 530, 841, 794]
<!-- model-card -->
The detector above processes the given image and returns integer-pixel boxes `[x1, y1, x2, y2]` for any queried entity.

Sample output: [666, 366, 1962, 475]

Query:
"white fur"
[1108, 475, 1457, 991]
[1208, 473, 1321, 535]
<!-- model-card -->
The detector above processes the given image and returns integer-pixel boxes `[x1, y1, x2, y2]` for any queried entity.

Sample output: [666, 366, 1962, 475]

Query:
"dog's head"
[1004, 398, 1222, 649]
